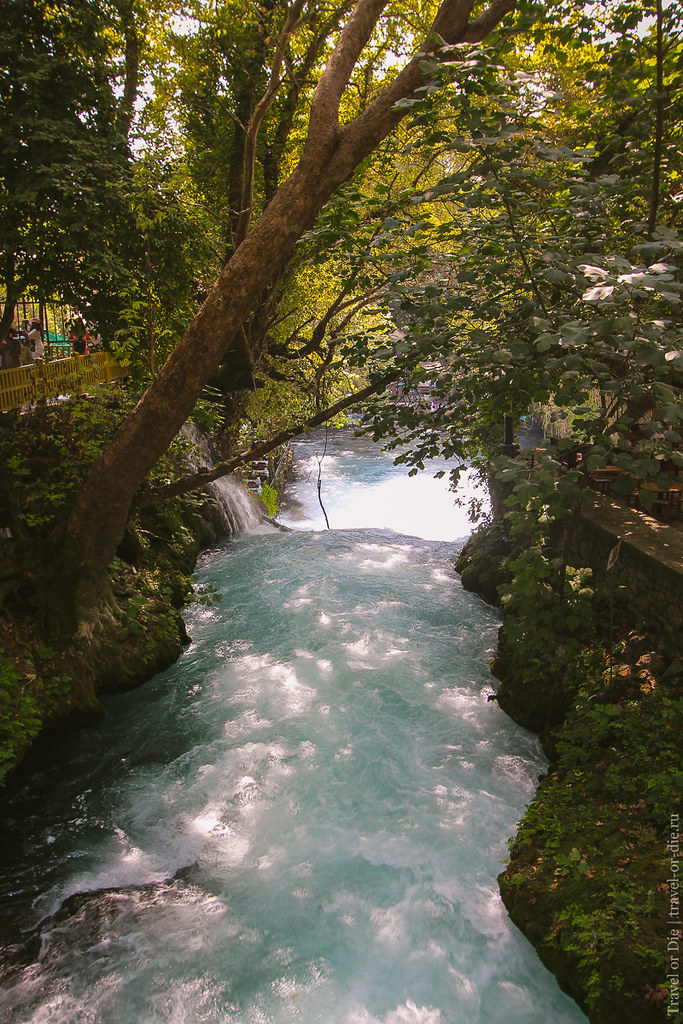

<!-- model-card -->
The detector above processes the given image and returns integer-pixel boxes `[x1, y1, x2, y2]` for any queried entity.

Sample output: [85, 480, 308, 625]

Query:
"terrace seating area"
[525, 442, 683, 526]
[587, 463, 681, 521]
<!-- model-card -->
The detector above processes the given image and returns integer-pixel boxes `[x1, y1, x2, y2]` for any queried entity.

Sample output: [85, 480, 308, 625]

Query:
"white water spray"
[210, 475, 263, 534]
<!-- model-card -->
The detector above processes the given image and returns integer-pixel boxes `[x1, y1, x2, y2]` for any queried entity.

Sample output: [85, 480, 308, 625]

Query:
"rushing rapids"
[0, 428, 587, 1024]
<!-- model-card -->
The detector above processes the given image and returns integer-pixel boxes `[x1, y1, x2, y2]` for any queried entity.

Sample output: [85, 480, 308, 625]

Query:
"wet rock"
[455, 521, 511, 606]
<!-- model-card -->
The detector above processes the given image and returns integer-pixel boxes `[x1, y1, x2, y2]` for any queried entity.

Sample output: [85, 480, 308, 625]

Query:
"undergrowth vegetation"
[0, 391, 228, 783]
[499, 633, 681, 1021]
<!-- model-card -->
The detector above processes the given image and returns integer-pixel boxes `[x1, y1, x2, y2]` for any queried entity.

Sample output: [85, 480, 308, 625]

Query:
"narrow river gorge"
[0, 428, 587, 1024]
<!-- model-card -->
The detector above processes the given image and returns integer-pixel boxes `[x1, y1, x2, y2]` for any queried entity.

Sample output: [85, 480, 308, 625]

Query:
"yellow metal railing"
[0, 353, 126, 412]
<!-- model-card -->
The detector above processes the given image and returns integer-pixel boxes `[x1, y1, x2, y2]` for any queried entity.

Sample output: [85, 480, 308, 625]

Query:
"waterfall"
[209, 475, 263, 534]
[181, 422, 264, 536]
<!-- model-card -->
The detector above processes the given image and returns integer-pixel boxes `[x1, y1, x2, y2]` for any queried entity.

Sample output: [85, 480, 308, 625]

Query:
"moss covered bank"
[0, 389, 271, 784]
[0, 484, 233, 785]
[456, 524, 681, 1024]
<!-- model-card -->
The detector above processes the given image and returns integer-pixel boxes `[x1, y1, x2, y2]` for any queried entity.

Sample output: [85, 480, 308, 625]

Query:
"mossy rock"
[455, 521, 511, 606]
[491, 627, 577, 746]
[499, 786, 670, 1023]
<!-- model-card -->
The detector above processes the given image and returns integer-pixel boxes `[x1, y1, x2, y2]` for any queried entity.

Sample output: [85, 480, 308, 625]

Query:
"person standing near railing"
[28, 318, 44, 360]
[16, 322, 32, 364]
[85, 323, 101, 351]
[0, 328, 21, 369]
[0, 330, 9, 370]
[70, 318, 87, 355]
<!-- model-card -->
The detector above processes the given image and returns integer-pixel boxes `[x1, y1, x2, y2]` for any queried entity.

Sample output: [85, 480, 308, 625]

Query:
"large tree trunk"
[53, 0, 517, 625]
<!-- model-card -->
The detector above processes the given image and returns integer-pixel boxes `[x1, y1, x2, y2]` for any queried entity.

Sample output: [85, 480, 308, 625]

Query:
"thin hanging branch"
[316, 425, 331, 528]
[495, 175, 551, 318]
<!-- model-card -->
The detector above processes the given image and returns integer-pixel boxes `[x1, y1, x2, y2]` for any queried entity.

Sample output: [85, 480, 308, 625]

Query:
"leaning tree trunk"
[51, 0, 517, 633]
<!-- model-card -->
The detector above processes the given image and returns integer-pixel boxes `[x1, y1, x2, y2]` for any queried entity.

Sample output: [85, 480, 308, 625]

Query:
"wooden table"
[588, 466, 626, 494]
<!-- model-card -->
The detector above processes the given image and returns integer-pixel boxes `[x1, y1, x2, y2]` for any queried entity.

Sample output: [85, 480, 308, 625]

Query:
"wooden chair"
[639, 481, 679, 519]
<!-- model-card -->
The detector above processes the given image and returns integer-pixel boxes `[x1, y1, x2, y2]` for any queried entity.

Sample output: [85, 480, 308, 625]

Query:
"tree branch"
[308, 0, 390, 140]
[263, 1, 357, 202]
[271, 280, 386, 361]
[333, 0, 516, 171]
[116, 0, 140, 138]
[138, 371, 401, 508]
[647, 0, 665, 238]
[464, 0, 518, 42]
[63, 0, 519, 586]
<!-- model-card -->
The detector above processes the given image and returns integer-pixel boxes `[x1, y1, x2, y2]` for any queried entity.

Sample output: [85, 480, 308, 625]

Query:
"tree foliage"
[0, 0, 134, 333]
[360, 0, 683, 493]
[1, 0, 682, 639]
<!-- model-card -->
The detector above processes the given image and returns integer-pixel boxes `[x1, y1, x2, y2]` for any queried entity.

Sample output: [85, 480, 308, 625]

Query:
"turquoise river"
[0, 428, 587, 1024]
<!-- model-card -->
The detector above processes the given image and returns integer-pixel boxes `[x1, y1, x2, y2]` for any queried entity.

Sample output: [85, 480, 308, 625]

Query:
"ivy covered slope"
[0, 389, 228, 786]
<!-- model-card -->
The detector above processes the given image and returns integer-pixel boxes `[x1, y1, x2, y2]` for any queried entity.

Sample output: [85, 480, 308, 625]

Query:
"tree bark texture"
[61, 0, 517, 599]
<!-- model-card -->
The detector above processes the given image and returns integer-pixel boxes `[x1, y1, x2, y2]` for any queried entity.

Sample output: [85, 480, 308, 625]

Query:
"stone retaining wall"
[569, 497, 683, 659]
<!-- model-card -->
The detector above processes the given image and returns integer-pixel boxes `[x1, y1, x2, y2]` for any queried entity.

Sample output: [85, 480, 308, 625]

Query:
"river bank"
[456, 521, 679, 1024]
[0, 481, 235, 784]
